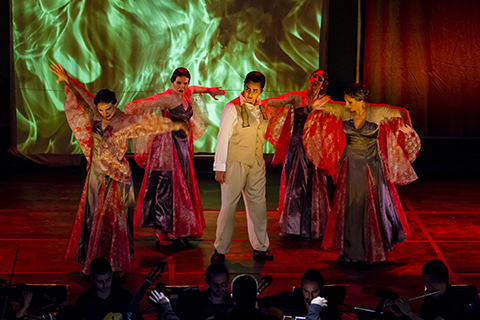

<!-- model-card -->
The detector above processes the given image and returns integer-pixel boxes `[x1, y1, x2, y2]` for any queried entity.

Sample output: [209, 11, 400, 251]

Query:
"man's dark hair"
[301, 269, 324, 288]
[90, 258, 112, 277]
[231, 274, 257, 308]
[94, 89, 117, 106]
[205, 263, 229, 284]
[244, 71, 266, 91]
[422, 259, 449, 283]
[170, 67, 191, 83]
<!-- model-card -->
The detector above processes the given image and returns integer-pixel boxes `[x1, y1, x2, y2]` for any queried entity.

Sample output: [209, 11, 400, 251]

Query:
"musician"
[0, 286, 32, 319]
[216, 274, 278, 320]
[173, 264, 233, 320]
[149, 291, 180, 320]
[305, 296, 329, 320]
[258, 269, 341, 320]
[74, 258, 143, 320]
[394, 259, 468, 320]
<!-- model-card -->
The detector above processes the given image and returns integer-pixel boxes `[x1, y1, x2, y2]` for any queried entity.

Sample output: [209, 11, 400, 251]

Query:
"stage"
[1, 160, 479, 318]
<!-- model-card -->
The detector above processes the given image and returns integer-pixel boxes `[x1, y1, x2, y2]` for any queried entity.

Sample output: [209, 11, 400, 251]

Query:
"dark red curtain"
[364, 0, 480, 137]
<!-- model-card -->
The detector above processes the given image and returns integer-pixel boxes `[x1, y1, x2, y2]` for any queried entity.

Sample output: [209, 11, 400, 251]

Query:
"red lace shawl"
[124, 87, 208, 170]
[303, 102, 421, 184]
[63, 77, 175, 183]
[264, 90, 309, 164]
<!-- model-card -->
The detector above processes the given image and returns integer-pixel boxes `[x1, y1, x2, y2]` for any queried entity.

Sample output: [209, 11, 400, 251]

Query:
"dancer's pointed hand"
[49, 63, 68, 83]
[208, 87, 226, 100]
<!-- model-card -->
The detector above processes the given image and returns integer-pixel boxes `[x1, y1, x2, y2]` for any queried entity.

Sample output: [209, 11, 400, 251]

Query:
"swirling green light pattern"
[13, 0, 323, 156]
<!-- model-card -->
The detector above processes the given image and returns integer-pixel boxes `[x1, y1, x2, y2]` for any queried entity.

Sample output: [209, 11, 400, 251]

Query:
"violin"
[382, 291, 440, 310]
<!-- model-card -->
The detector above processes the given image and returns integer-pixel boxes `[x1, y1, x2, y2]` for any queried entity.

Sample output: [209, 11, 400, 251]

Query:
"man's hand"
[395, 298, 414, 316]
[215, 171, 226, 184]
[311, 296, 328, 308]
[23, 291, 33, 307]
[149, 290, 170, 305]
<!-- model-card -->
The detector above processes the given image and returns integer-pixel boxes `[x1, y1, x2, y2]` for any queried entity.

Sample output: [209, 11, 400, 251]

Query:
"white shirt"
[213, 94, 262, 171]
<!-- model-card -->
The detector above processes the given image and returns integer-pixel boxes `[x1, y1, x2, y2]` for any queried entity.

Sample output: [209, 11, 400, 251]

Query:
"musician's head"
[422, 259, 448, 297]
[90, 258, 113, 296]
[205, 263, 229, 300]
[301, 269, 324, 307]
[231, 274, 258, 308]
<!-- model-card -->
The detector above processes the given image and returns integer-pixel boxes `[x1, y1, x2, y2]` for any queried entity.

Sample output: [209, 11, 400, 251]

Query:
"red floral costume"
[264, 91, 330, 238]
[124, 88, 206, 238]
[303, 102, 420, 262]
[63, 77, 177, 273]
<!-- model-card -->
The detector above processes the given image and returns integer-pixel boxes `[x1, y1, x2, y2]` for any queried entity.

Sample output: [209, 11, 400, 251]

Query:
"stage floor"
[1, 164, 479, 318]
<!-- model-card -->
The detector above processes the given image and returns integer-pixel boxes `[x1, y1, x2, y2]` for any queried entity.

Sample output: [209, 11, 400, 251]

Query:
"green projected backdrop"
[12, 0, 323, 157]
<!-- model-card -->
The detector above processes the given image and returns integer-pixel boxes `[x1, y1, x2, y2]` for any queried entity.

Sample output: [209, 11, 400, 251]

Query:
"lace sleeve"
[264, 91, 304, 109]
[63, 79, 94, 166]
[124, 90, 177, 115]
[377, 117, 420, 185]
[264, 91, 305, 164]
[189, 91, 209, 142]
[303, 110, 346, 182]
[99, 114, 176, 183]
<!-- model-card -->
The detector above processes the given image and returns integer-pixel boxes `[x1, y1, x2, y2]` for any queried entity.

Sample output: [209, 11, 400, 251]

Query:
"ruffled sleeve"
[63, 77, 95, 167]
[124, 90, 177, 114]
[187, 89, 209, 159]
[100, 114, 177, 183]
[377, 117, 421, 185]
[125, 88, 207, 169]
[303, 103, 347, 182]
[264, 91, 306, 164]
[124, 90, 177, 170]
[187, 87, 209, 142]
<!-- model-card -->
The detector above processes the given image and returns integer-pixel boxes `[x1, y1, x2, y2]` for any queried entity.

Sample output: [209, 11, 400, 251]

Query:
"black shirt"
[420, 286, 468, 320]
[216, 307, 279, 320]
[173, 289, 234, 320]
[75, 287, 143, 320]
[258, 288, 342, 320]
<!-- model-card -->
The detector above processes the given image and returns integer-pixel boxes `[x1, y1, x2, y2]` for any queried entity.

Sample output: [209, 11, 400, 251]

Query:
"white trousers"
[214, 159, 269, 254]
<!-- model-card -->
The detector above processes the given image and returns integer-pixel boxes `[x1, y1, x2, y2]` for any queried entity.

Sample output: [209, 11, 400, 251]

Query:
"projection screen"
[11, 0, 325, 161]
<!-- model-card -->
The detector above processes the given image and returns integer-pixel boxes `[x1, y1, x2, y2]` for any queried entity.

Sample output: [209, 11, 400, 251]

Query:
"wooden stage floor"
[1, 164, 479, 318]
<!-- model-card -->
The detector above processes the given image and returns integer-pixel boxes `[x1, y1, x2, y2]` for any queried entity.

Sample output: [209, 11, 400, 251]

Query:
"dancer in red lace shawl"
[264, 70, 332, 238]
[303, 83, 421, 263]
[49, 64, 187, 274]
[124, 68, 225, 247]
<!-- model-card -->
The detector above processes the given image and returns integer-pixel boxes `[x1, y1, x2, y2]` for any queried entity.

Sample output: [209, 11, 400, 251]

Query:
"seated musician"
[394, 259, 468, 320]
[258, 269, 341, 320]
[173, 264, 234, 320]
[0, 283, 32, 319]
[216, 274, 278, 320]
[74, 258, 142, 320]
[149, 290, 179, 320]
